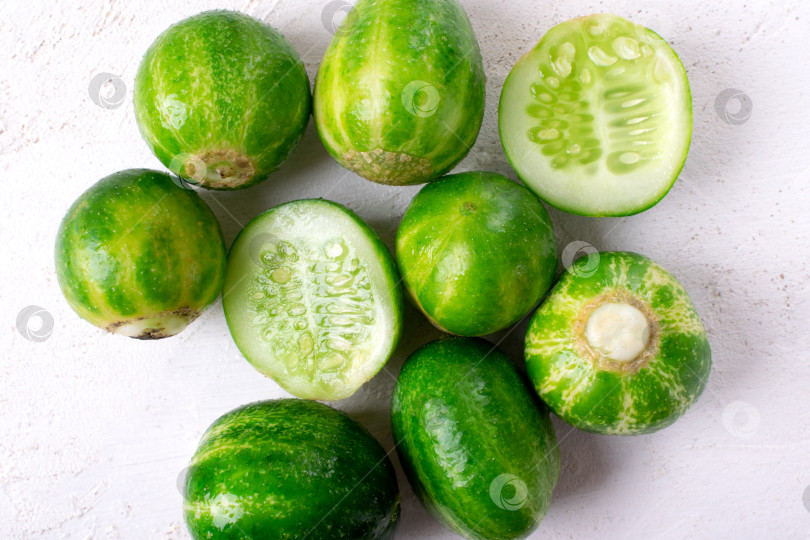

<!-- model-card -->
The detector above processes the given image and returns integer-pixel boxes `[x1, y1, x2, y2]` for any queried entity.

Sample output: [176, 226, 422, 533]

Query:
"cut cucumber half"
[499, 14, 692, 216]
[223, 199, 403, 400]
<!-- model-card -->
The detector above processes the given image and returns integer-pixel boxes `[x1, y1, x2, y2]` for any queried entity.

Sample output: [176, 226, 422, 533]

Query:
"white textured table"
[2, 0, 809, 538]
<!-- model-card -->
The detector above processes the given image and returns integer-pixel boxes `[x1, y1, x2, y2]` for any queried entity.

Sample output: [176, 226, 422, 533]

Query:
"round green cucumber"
[54, 169, 226, 339]
[183, 399, 400, 539]
[391, 338, 559, 540]
[313, 0, 485, 186]
[525, 251, 711, 434]
[499, 13, 693, 216]
[134, 10, 311, 190]
[222, 199, 403, 400]
[396, 171, 557, 336]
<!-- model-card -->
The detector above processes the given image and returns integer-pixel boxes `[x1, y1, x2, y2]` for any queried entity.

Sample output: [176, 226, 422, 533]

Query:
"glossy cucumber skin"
[134, 10, 311, 190]
[314, 0, 485, 185]
[525, 251, 711, 434]
[396, 171, 557, 336]
[184, 399, 400, 539]
[54, 169, 226, 338]
[391, 338, 559, 540]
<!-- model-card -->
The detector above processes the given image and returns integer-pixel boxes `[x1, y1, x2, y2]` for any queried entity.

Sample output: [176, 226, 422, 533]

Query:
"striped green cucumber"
[314, 0, 485, 185]
[499, 14, 693, 216]
[54, 169, 226, 339]
[525, 251, 711, 434]
[396, 171, 557, 336]
[391, 338, 559, 540]
[183, 399, 400, 539]
[134, 10, 311, 190]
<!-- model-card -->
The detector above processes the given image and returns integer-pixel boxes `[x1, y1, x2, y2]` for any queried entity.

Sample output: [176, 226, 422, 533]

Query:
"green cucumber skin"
[391, 338, 559, 540]
[54, 169, 226, 337]
[525, 252, 711, 435]
[314, 0, 485, 185]
[134, 10, 311, 190]
[396, 171, 557, 336]
[184, 399, 400, 539]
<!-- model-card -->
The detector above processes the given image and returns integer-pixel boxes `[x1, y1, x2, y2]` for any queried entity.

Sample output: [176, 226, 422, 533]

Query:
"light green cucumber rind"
[134, 10, 311, 190]
[391, 338, 559, 540]
[498, 14, 693, 216]
[184, 399, 400, 539]
[396, 171, 557, 336]
[314, 0, 485, 185]
[54, 169, 226, 338]
[223, 199, 403, 400]
[525, 251, 711, 434]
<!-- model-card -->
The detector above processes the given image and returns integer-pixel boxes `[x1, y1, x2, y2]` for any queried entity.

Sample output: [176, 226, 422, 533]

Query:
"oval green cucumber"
[183, 399, 400, 539]
[134, 10, 311, 190]
[396, 171, 558, 336]
[525, 251, 711, 434]
[314, 0, 485, 185]
[499, 14, 693, 216]
[391, 338, 559, 540]
[55, 169, 225, 339]
[54, 169, 226, 339]
[222, 199, 403, 400]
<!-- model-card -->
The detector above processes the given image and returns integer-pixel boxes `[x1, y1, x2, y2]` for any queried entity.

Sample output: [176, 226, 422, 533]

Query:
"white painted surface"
[2, 0, 809, 537]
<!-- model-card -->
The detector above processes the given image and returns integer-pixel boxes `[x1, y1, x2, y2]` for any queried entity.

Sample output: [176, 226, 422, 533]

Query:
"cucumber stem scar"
[573, 290, 659, 374]
[105, 305, 200, 339]
[185, 149, 255, 189]
[585, 302, 650, 362]
[341, 148, 433, 185]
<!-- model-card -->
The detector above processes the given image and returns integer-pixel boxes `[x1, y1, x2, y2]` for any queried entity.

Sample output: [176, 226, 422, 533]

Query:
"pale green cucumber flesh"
[499, 13, 693, 216]
[223, 199, 403, 400]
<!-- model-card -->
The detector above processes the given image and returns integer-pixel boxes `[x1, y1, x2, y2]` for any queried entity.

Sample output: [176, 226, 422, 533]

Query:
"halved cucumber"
[223, 199, 403, 400]
[499, 14, 692, 216]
